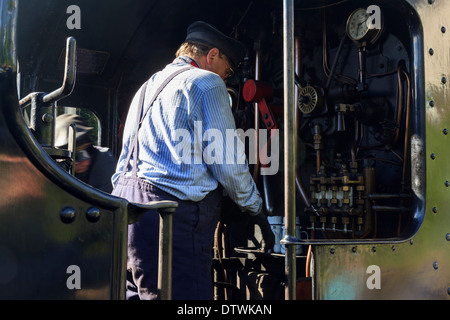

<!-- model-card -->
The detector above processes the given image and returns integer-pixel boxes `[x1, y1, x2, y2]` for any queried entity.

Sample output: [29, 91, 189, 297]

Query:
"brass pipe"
[313, 124, 322, 175]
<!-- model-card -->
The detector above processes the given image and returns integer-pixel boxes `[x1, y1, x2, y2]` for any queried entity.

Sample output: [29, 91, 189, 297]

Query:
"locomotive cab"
[0, 0, 448, 300]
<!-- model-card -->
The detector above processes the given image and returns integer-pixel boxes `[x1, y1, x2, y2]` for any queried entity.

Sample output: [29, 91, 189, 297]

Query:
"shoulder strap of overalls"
[121, 66, 194, 177]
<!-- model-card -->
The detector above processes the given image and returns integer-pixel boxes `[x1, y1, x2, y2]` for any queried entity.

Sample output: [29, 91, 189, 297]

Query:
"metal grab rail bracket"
[157, 208, 174, 300]
[19, 37, 77, 107]
[43, 37, 77, 104]
[128, 200, 177, 300]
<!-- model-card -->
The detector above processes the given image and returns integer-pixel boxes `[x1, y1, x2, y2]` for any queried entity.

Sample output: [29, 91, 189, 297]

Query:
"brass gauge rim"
[345, 7, 383, 45]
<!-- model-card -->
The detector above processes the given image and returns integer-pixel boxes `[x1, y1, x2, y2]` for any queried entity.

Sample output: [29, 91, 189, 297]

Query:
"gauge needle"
[358, 17, 369, 27]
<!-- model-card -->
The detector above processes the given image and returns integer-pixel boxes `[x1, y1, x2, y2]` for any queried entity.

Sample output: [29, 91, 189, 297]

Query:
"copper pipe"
[295, 180, 311, 208]
[313, 124, 322, 175]
[305, 245, 312, 278]
[401, 69, 411, 191]
[316, 151, 321, 175]
[399, 69, 411, 236]
[321, 11, 355, 85]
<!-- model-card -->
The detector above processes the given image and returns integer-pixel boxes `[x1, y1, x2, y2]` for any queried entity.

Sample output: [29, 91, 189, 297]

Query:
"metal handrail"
[282, 0, 298, 301]
[19, 37, 77, 107]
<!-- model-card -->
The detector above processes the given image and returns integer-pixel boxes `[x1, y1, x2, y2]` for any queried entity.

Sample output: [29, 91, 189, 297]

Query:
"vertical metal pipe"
[157, 210, 173, 300]
[283, 0, 297, 301]
[252, 45, 262, 181]
[68, 123, 77, 176]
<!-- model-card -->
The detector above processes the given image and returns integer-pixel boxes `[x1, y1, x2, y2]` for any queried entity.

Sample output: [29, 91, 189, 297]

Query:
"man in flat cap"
[112, 21, 274, 300]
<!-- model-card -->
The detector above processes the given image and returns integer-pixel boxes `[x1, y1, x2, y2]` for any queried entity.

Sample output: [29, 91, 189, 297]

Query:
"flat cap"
[55, 114, 93, 148]
[185, 21, 247, 71]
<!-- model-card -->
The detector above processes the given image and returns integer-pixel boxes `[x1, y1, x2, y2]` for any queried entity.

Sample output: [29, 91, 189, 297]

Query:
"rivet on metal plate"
[60, 207, 76, 224]
[86, 207, 101, 223]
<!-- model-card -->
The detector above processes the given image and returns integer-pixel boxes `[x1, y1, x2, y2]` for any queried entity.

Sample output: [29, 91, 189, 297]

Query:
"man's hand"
[252, 213, 275, 253]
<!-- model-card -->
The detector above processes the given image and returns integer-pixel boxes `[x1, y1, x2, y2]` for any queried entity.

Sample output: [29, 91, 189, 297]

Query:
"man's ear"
[206, 47, 220, 65]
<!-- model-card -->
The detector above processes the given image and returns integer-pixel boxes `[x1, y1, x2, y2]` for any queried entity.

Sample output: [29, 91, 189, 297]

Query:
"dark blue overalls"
[112, 67, 223, 300]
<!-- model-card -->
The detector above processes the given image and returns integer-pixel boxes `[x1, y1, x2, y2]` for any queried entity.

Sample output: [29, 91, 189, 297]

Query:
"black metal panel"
[0, 1, 129, 298]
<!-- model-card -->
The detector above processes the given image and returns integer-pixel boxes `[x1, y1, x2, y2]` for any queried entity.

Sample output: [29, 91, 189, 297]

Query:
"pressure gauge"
[346, 7, 383, 45]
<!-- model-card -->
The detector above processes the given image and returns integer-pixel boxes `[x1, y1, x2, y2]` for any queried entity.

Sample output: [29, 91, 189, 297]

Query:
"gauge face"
[346, 7, 383, 45]
[346, 8, 371, 41]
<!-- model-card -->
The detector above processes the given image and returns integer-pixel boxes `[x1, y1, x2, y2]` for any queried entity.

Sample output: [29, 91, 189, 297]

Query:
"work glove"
[251, 212, 275, 253]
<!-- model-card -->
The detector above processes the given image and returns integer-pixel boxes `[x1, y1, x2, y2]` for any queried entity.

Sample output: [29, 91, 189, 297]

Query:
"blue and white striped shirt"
[112, 56, 262, 214]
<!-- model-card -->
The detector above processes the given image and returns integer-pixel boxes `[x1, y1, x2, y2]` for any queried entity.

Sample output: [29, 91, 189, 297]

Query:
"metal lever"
[243, 79, 276, 214]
